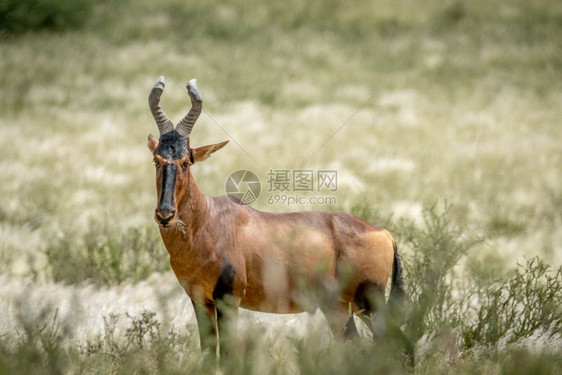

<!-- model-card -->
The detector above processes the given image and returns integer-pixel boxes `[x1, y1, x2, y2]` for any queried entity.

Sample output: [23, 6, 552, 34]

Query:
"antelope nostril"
[155, 208, 175, 224]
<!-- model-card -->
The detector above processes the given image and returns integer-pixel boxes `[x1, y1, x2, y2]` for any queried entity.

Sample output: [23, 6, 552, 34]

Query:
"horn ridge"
[175, 78, 203, 137]
[148, 76, 174, 136]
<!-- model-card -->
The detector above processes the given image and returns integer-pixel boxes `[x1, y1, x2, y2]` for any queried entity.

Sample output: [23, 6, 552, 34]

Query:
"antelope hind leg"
[322, 302, 358, 340]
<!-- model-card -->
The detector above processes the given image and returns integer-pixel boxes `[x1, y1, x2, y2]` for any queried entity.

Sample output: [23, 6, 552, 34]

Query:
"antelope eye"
[153, 155, 165, 167]
[180, 156, 190, 169]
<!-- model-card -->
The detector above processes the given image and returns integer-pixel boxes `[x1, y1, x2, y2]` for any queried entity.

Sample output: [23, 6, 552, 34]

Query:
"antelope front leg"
[215, 294, 239, 358]
[213, 263, 239, 358]
[191, 299, 218, 356]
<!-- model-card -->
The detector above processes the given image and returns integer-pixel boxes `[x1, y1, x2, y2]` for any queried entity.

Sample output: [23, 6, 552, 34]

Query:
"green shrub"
[45, 221, 169, 286]
[398, 203, 483, 342]
[463, 257, 562, 349]
[0, 0, 94, 34]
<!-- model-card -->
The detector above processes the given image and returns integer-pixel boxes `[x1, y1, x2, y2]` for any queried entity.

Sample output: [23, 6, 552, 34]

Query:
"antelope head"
[147, 77, 228, 227]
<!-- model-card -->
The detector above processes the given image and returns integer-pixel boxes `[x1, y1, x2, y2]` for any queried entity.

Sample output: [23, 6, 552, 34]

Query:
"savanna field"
[0, 0, 561, 373]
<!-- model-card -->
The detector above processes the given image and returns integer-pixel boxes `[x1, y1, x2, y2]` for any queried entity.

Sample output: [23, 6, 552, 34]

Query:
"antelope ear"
[147, 134, 159, 153]
[192, 140, 229, 162]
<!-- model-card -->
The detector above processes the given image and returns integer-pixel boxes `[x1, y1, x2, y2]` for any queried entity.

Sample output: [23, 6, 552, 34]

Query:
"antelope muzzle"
[155, 163, 178, 227]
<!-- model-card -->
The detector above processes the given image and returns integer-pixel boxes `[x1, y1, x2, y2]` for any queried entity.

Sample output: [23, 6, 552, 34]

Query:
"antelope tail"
[389, 240, 414, 363]
[389, 240, 406, 304]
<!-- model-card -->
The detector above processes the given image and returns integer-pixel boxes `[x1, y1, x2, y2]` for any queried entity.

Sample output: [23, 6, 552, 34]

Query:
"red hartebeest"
[146, 77, 405, 356]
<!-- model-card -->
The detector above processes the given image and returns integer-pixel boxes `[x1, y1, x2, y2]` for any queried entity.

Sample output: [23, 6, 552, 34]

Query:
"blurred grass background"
[0, 0, 561, 373]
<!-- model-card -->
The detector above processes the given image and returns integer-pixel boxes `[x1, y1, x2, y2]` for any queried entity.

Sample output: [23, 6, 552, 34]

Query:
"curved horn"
[148, 76, 174, 135]
[175, 79, 202, 137]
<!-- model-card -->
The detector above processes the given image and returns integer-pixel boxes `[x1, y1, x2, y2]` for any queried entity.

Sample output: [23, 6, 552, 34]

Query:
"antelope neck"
[177, 171, 209, 236]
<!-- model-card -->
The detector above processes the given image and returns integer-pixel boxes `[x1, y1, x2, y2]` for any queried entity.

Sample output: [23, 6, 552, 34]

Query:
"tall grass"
[44, 221, 168, 285]
[1, 205, 560, 373]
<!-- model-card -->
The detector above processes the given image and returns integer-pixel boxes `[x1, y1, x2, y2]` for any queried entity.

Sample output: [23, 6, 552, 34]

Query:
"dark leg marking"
[354, 281, 386, 339]
[213, 262, 237, 357]
[213, 262, 235, 302]
[354, 281, 384, 316]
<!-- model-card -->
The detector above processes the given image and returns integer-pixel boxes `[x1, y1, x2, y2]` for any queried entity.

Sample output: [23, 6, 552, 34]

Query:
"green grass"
[0, 0, 95, 35]
[1, 0, 561, 372]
